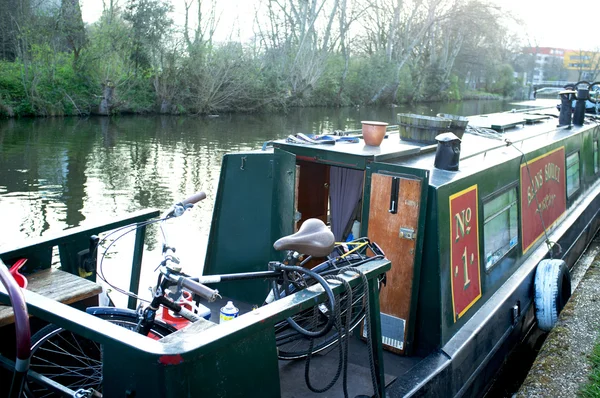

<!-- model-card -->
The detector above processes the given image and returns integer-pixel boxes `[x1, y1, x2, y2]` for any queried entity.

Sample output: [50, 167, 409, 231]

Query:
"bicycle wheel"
[24, 313, 175, 398]
[274, 277, 371, 360]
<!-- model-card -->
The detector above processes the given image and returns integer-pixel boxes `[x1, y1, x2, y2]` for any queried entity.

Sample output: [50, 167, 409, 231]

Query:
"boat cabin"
[203, 107, 600, 395]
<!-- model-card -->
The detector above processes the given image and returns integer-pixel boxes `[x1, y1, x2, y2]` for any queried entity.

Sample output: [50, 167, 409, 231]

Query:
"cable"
[303, 275, 350, 396]
[94, 217, 167, 303]
[344, 267, 379, 397]
[505, 141, 556, 257]
[274, 264, 337, 338]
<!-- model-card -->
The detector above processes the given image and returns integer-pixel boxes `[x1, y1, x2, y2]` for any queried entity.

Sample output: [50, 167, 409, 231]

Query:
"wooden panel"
[296, 160, 330, 227]
[367, 173, 422, 354]
[0, 268, 102, 327]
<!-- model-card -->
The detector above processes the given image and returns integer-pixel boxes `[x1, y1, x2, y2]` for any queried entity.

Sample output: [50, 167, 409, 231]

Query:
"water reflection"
[0, 101, 518, 302]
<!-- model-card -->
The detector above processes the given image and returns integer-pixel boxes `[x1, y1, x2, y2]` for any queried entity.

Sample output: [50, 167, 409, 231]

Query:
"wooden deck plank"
[0, 268, 102, 327]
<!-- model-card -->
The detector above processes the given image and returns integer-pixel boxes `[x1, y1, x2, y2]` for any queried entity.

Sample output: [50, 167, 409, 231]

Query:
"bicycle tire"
[24, 312, 175, 398]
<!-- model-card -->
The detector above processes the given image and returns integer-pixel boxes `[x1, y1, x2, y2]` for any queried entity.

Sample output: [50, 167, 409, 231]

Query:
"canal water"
[0, 100, 519, 305]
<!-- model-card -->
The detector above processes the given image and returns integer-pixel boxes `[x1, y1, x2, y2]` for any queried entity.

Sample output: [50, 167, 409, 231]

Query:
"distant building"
[522, 46, 600, 85]
[522, 47, 569, 84]
[563, 50, 600, 81]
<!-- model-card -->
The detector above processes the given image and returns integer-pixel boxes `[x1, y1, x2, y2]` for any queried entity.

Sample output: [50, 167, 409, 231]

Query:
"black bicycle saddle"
[273, 218, 335, 257]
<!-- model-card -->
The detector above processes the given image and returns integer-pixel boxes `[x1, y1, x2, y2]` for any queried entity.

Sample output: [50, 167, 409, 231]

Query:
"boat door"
[203, 148, 296, 305]
[362, 162, 429, 355]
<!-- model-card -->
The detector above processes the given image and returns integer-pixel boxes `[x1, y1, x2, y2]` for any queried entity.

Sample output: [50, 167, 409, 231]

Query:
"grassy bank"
[580, 340, 600, 397]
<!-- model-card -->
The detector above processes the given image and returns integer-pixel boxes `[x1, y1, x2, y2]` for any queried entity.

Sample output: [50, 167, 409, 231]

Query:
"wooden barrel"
[397, 114, 452, 144]
[436, 113, 469, 139]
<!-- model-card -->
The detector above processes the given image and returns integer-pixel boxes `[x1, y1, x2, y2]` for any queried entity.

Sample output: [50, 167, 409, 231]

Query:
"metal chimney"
[434, 133, 461, 171]
[573, 87, 589, 126]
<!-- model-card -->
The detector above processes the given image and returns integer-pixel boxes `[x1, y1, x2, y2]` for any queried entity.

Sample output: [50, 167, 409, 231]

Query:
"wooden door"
[364, 169, 428, 355]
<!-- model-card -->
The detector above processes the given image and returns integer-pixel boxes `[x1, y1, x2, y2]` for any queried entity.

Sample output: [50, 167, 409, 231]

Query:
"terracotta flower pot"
[361, 121, 388, 146]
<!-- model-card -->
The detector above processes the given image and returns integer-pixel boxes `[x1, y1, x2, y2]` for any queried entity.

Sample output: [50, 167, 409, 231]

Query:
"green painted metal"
[276, 142, 368, 169]
[1, 250, 390, 397]
[421, 125, 600, 347]
[413, 188, 442, 354]
[273, 137, 422, 170]
[0, 209, 159, 277]
[271, 148, 297, 260]
[203, 152, 279, 305]
[128, 223, 148, 310]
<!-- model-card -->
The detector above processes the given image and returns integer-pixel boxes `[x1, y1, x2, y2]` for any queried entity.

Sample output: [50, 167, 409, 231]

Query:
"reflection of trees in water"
[1, 102, 516, 247]
[62, 118, 94, 228]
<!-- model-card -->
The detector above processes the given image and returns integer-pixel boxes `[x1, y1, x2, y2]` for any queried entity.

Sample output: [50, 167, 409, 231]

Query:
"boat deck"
[275, 108, 568, 179]
[202, 296, 423, 397]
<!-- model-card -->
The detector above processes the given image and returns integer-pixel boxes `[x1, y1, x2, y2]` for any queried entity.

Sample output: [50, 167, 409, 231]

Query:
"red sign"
[520, 147, 566, 254]
[449, 185, 482, 322]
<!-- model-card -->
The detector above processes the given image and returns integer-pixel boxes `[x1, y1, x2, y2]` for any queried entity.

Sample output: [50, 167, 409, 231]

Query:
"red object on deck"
[157, 290, 193, 330]
[9, 259, 28, 289]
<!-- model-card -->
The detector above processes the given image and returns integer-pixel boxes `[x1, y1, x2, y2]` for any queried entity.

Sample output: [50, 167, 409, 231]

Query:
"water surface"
[0, 100, 520, 302]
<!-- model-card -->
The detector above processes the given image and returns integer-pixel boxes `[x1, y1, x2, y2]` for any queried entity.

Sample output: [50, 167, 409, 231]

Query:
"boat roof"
[274, 107, 595, 188]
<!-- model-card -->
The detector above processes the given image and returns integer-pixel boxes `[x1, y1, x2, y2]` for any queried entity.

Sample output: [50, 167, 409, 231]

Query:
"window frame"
[481, 182, 519, 273]
[594, 140, 599, 175]
[566, 150, 581, 198]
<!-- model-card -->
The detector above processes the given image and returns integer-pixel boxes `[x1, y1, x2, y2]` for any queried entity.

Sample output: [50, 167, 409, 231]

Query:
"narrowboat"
[1, 92, 600, 397]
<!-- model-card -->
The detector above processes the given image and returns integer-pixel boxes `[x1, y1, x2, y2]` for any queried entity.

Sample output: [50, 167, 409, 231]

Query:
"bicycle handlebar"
[164, 191, 207, 219]
[181, 191, 206, 206]
[179, 277, 220, 302]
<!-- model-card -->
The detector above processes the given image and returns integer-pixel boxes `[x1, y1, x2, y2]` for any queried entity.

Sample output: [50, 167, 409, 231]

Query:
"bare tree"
[255, 0, 341, 102]
[363, 0, 443, 103]
[183, 0, 219, 56]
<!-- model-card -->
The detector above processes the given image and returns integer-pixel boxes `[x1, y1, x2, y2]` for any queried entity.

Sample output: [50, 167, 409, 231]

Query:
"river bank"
[0, 90, 507, 119]
[517, 236, 600, 397]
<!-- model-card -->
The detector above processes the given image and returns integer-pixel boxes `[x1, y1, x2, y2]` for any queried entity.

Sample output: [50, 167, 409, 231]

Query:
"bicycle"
[24, 193, 385, 397]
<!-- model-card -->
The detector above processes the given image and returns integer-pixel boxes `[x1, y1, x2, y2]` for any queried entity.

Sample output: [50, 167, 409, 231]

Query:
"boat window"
[566, 152, 580, 197]
[483, 187, 518, 270]
[594, 141, 599, 174]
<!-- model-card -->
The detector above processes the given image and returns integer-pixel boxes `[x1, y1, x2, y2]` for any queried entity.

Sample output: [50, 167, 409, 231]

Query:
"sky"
[492, 0, 600, 51]
[79, 0, 600, 51]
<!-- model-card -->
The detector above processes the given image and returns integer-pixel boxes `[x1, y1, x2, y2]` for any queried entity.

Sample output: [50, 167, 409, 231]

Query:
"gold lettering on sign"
[536, 193, 557, 213]
[461, 247, 471, 289]
[454, 208, 472, 243]
[454, 207, 473, 289]
[545, 163, 560, 183]
[527, 170, 544, 206]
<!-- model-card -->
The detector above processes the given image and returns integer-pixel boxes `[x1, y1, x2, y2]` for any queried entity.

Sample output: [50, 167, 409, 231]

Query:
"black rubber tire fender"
[534, 259, 571, 332]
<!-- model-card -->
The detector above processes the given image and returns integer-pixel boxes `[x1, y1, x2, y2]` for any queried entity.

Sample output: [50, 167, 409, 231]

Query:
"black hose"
[274, 265, 337, 338]
[346, 267, 380, 397]
[304, 275, 352, 397]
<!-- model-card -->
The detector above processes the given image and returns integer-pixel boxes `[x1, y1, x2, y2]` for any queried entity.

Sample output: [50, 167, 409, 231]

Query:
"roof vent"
[434, 133, 461, 171]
